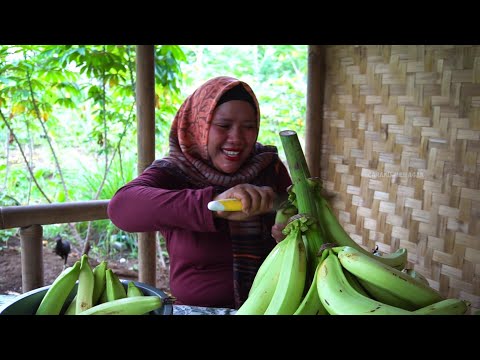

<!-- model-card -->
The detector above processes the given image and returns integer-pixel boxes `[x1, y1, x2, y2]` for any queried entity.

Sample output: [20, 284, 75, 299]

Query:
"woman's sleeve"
[107, 167, 219, 233]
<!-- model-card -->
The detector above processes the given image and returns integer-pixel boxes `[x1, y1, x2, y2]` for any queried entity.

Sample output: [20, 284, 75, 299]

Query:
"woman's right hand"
[212, 184, 276, 221]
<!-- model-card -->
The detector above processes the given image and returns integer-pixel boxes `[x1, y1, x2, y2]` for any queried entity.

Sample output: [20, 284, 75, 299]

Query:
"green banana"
[36, 261, 81, 315]
[127, 282, 144, 297]
[236, 234, 288, 315]
[92, 261, 108, 305]
[106, 268, 127, 301]
[334, 246, 444, 309]
[78, 296, 163, 315]
[76, 254, 94, 314]
[64, 296, 77, 315]
[343, 268, 370, 298]
[413, 298, 470, 315]
[402, 268, 430, 287]
[264, 219, 307, 315]
[356, 278, 417, 311]
[372, 248, 408, 271]
[316, 251, 411, 315]
[248, 238, 289, 297]
[294, 258, 328, 315]
[98, 288, 108, 304]
[315, 191, 407, 270]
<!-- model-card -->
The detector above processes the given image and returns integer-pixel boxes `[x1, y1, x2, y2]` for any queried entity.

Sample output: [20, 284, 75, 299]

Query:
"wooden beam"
[135, 45, 157, 287]
[305, 45, 326, 178]
[0, 200, 109, 230]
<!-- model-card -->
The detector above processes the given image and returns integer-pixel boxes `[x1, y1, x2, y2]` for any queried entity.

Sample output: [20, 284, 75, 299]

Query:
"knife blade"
[207, 193, 289, 212]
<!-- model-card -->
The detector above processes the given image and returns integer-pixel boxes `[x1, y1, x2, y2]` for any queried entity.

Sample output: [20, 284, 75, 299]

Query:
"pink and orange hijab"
[163, 76, 277, 187]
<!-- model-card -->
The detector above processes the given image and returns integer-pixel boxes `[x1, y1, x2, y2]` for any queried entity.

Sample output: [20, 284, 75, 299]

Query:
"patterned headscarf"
[161, 76, 279, 187]
[151, 76, 282, 308]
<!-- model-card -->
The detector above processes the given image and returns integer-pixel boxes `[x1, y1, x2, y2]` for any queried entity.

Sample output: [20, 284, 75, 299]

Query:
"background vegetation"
[0, 45, 307, 258]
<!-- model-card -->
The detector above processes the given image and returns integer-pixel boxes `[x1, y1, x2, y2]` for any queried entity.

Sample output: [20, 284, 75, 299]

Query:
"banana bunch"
[314, 247, 470, 315]
[35, 254, 168, 315]
[236, 215, 308, 315]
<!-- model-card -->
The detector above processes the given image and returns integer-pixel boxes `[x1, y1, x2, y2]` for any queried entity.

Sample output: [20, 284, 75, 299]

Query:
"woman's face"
[207, 100, 258, 174]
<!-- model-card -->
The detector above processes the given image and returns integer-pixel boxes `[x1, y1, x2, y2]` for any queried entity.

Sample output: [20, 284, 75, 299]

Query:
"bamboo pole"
[136, 45, 157, 286]
[305, 45, 326, 178]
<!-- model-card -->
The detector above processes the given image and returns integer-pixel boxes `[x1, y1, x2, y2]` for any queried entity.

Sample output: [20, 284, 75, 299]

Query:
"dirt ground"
[0, 235, 170, 296]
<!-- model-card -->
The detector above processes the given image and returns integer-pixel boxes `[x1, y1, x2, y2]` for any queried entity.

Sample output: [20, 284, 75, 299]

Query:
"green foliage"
[180, 45, 307, 158]
[0, 45, 308, 257]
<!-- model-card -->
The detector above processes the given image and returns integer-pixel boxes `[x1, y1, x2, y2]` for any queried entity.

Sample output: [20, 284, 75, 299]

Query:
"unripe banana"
[413, 298, 470, 315]
[106, 268, 127, 301]
[294, 260, 328, 315]
[92, 261, 108, 305]
[264, 224, 307, 315]
[356, 278, 417, 311]
[343, 268, 370, 297]
[78, 295, 163, 315]
[36, 261, 81, 315]
[315, 192, 407, 270]
[249, 238, 289, 297]
[76, 254, 94, 314]
[402, 268, 430, 287]
[127, 282, 144, 297]
[236, 236, 288, 315]
[64, 295, 77, 315]
[335, 246, 444, 309]
[316, 251, 411, 315]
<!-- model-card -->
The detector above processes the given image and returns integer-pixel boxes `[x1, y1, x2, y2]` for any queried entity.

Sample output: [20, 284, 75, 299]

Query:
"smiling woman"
[107, 76, 292, 310]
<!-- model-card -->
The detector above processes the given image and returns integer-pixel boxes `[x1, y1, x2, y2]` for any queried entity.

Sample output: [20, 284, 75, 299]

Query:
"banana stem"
[280, 130, 325, 276]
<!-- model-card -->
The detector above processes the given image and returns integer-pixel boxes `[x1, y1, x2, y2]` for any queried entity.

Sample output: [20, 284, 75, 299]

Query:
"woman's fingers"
[214, 184, 275, 218]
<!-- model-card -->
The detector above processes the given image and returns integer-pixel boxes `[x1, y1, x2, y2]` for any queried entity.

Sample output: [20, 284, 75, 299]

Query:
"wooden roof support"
[305, 45, 326, 178]
[136, 45, 157, 286]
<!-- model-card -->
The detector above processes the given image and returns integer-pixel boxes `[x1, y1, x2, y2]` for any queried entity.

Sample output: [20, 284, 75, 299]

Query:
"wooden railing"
[0, 200, 109, 292]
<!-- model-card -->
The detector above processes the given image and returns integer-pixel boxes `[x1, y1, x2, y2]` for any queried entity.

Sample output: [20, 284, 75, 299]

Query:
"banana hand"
[36, 261, 81, 315]
[317, 251, 411, 315]
[334, 246, 444, 310]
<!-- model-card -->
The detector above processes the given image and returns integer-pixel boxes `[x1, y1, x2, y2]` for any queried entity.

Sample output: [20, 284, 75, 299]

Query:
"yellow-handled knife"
[207, 193, 288, 212]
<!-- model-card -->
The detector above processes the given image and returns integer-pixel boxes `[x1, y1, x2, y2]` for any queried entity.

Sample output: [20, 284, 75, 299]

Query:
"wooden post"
[19, 224, 44, 292]
[305, 45, 326, 178]
[136, 45, 157, 286]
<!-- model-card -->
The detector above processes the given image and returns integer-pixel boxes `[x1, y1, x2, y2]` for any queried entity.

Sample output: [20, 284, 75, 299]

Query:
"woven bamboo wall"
[319, 45, 480, 314]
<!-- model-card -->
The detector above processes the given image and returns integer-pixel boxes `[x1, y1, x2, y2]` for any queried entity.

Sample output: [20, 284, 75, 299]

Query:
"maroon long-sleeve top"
[107, 162, 292, 309]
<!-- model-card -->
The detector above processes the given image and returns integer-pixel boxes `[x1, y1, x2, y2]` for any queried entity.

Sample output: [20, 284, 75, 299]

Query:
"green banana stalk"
[316, 251, 411, 315]
[413, 298, 470, 315]
[315, 190, 407, 270]
[35, 261, 81, 315]
[78, 296, 163, 315]
[106, 269, 127, 301]
[264, 218, 307, 315]
[236, 233, 289, 315]
[127, 282, 144, 297]
[248, 238, 289, 297]
[334, 246, 444, 309]
[76, 254, 94, 314]
[92, 261, 108, 305]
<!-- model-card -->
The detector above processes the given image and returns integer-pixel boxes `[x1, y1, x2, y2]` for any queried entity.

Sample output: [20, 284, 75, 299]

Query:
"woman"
[108, 76, 292, 309]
